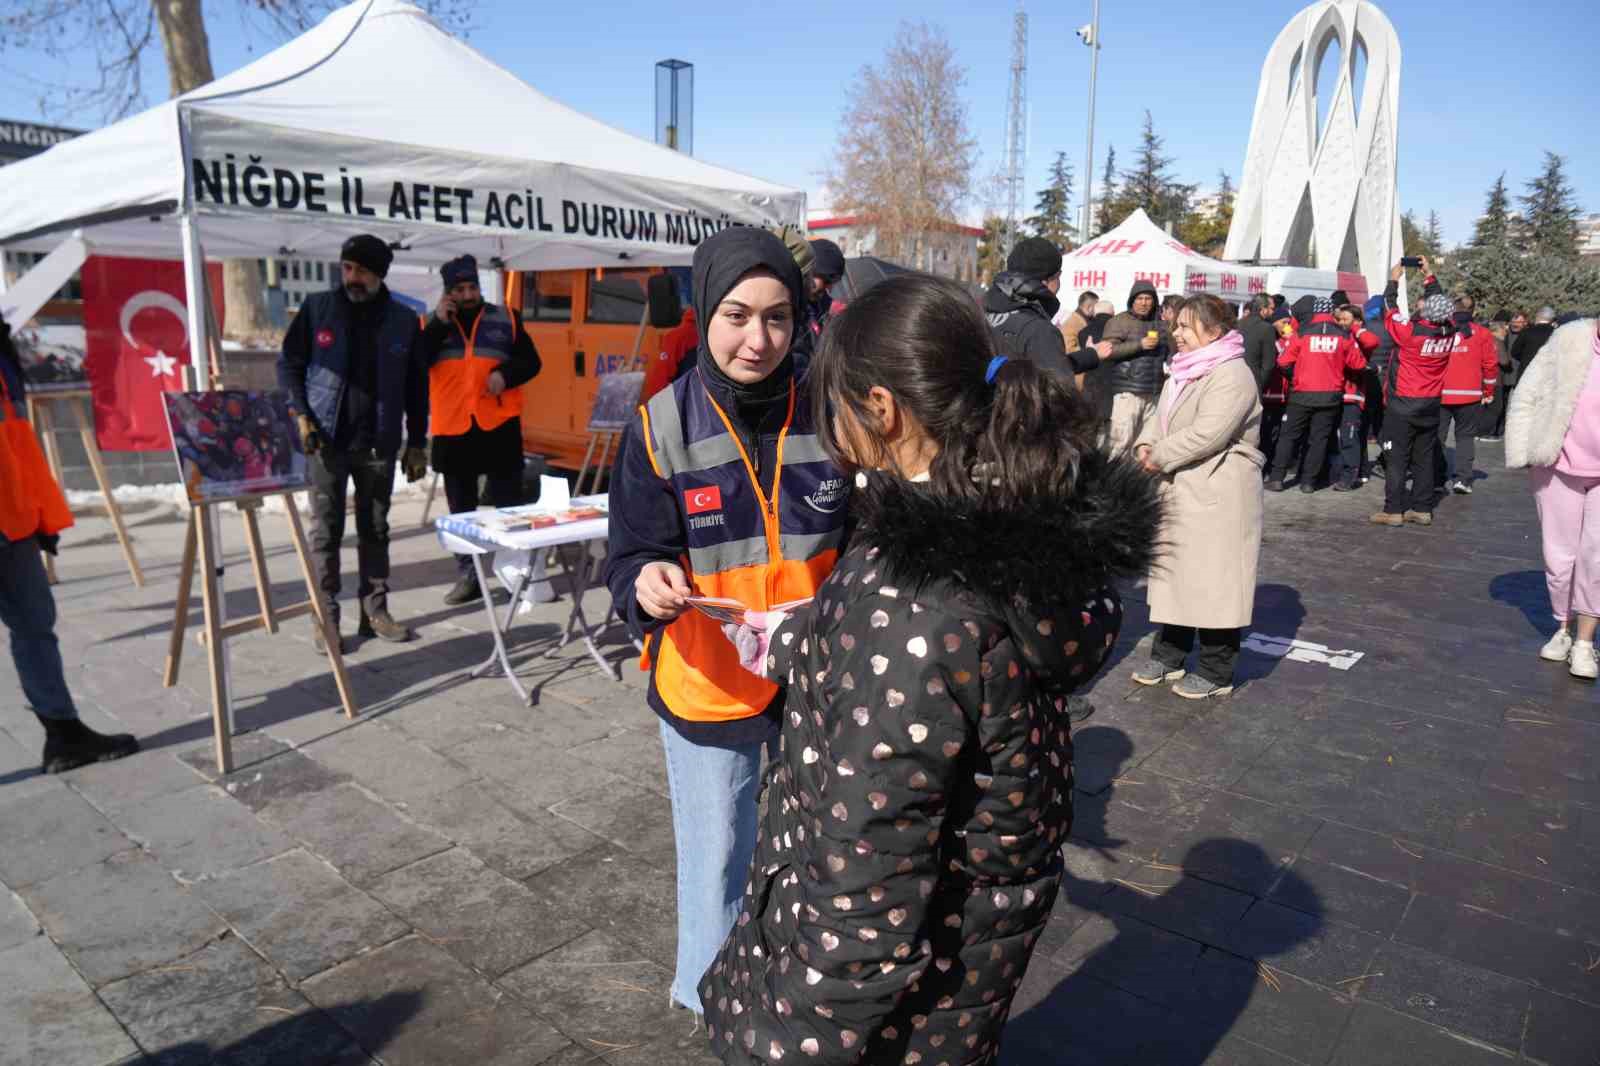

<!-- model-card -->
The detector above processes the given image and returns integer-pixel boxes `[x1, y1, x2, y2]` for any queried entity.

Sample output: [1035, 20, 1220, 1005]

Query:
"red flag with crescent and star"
[81, 256, 225, 452]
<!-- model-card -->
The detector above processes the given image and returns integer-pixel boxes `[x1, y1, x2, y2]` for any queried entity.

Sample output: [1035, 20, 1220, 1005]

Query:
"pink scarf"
[1160, 330, 1245, 433]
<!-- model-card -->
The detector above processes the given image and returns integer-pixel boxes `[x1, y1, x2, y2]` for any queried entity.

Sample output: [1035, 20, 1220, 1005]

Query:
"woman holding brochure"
[700, 274, 1161, 1064]
[604, 227, 848, 1015]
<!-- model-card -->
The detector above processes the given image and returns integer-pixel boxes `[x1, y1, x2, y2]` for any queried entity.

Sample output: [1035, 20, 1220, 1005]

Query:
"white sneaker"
[1541, 629, 1574, 662]
[1572, 642, 1599, 681]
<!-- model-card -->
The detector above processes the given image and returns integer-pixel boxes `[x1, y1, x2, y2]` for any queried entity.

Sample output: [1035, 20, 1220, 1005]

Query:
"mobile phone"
[1399, 256, 1423, 268]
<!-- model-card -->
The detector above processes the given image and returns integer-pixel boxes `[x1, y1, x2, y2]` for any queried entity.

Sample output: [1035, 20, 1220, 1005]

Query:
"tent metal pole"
[180, 208, 234, 746]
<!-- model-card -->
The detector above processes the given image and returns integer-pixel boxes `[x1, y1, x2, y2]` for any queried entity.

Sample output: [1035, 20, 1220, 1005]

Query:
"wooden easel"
[26, 389, 144, 587]
[163, 490, 357, 773]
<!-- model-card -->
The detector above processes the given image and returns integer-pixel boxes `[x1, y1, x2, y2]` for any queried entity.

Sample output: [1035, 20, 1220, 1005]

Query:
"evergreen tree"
[1439, 246, 1600, 321]
[1123, 111, 1176, 218]
[1026, 152, 1076, 249]
[1179, 169, 1236, 254]
[1093, 145, 1119, 236]
[977, 215, 1008, 286]
[1424, 211, 1444, 256]
[1471, 173, 1511, 248]
[1400, 210, 1441, 258]
[1520, 151, 1582, 258]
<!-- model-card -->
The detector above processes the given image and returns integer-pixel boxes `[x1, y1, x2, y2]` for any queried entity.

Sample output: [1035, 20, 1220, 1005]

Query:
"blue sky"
[0, 0, 1592, 247]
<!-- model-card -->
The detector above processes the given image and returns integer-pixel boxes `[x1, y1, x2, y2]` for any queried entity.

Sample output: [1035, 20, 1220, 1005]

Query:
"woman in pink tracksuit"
[1506, 316, 1600, 681]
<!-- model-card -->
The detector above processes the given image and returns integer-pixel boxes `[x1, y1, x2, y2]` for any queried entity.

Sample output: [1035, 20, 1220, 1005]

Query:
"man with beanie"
[1371, 256, 1454, 527]
[423, 255, 543, 605]
[1265, 297, 1366, 493]
[279, 233, 428, 652]
[1095, 279, 1172, 455]
[0, 315, 140, 773]
[1433, 295, 1498, 494]
[984, 237, 1093, 382]
[805, 238, 845, 345]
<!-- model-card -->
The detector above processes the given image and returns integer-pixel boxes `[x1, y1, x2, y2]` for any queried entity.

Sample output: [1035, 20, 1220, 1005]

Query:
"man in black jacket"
[984, 237, 1096, 381]
[1238, 293, 1279, 392]
[279, 234, 428, 653]
[1512, 307, 1557, 376]
[1093, 279, 1171, 455]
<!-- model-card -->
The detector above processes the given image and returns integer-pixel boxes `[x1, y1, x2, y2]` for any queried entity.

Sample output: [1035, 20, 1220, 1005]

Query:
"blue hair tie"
[985, 356, 1009, 384]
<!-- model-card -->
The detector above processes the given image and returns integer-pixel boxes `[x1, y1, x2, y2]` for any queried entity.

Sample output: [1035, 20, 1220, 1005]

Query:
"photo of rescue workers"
[163, 389, 307, 502]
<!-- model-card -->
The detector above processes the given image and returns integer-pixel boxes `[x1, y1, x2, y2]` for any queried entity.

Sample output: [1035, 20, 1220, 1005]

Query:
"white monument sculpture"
[1224, 0, 1403, 285]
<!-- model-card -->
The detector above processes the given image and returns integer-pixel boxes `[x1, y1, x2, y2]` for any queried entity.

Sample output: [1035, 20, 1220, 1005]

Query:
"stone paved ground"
[1, 440, 1597, 1066]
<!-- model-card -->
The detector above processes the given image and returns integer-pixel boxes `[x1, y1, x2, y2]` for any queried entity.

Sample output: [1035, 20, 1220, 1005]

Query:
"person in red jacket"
[642, 304, 698, 402]
[1372, 257, 1455, 527]
[1331, 303, 1381, 490]
[1259, 315, 1296, 477]
[1433, 297, 1499, 494]
[1265, 297, 1367, 493]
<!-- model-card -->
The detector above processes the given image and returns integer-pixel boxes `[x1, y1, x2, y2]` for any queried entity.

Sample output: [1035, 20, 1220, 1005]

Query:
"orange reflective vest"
[429, 304, 524, 437]
[0, 373, 73, 543]
[640, 373, 847, 723]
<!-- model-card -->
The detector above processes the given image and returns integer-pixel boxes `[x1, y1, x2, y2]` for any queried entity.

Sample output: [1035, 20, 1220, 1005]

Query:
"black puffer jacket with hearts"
[700, 455, 1162, 1065]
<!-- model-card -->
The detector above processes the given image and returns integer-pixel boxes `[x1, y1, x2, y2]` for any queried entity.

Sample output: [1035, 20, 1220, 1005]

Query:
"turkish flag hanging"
[82, 256, 225, 452]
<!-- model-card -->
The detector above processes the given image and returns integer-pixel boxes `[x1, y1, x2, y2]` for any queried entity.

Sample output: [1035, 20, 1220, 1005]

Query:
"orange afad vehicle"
[501, 266, 689, 472]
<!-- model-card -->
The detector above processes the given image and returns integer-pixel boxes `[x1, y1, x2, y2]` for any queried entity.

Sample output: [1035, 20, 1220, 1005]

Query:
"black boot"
[37, 715, 139, 774]
[443, 573, 483, 606]
[359, 606, 414, 643]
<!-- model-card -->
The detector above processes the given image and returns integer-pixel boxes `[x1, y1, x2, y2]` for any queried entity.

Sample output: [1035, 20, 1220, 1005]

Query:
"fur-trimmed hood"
[1506, 318, 1600, 469]
[848, 452, 1163, 688]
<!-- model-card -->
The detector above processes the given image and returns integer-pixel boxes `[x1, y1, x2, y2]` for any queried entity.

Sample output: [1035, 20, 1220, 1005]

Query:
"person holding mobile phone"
[603, 227, 848, 1017]
[1371, 255, 1456, 526]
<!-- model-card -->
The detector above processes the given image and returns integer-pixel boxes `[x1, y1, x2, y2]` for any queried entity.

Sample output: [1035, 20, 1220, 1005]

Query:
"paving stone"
[450, 729, 625, 814]
[0, 887, 40, 953]
[261, 782, 451, 885]
[525, 846, 677, 969]
[22, 848, 226, 986]
[115, 784, 296, 881]
[123, 981, 359, 1066]
[498, 929, 677, 1051]
[1177, 951, 1357, 1063]
[1392, 893, 1600, 1005]
[548, 780, 675, 866]
[193, 848, 409, 982]
[216, 747, 350, 812]
[0, 786, 131, 888]
[567, 727, 670, 796]
[177, 730, 293, 780]
[999, 968, 1173, 1065]
[1137, 706, 1286, 789]
[1267, 855, 1413, 938]
[1228, 899, 1386, 989]
[1524, 987, 1600, 1066]
[1152, 793, 1321, 896]
[603, 1025, 722, 1066]
[1098, 858, 1256, 950]
[368, 847, 590, 977]
[66, 749, 210, 815]
[402, 781, 605, 881]
[99, 934, 279, 1023]
[1055, 910, 1204, 1006]
[0, 937, 139, 1066]
[304, 935, 572, 1066]
[1327, 1003, 1517, 1066]
[1300, 821, 1422, 891]
[300, 722, 479, 807]
[1359, 941, 1532, 1052]
[382, 699, 530, 752]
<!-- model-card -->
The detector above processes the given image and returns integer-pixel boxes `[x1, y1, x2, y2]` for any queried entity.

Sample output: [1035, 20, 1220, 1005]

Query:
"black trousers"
[1362, 372, 1386, 462]
[444, 466, 525, 575]
[1488, 384, 1511, 438]
[1271, 401, 1339, 486]
[1154, 625, 1242, 686]
[1334, 402, 1366, 486]
[1259, 403, 1285, 476]
[1380, 403, 1441, 515]
[308, 448, 395, 624]
[1435, 404, 1480, 484]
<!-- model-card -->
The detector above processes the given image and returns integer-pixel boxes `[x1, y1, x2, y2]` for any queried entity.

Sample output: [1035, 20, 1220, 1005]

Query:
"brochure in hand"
[687, 596, 813, 627]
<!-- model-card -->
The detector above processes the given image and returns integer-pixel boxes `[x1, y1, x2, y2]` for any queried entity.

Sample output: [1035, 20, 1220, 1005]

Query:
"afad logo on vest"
[805, 476, 848, 514]
[684, 486, 725, 530]
[316, 329, 336, 349]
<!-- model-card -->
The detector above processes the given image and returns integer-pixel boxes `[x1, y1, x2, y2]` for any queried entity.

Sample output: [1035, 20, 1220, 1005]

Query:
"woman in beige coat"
[1131, 294, 1264, 698]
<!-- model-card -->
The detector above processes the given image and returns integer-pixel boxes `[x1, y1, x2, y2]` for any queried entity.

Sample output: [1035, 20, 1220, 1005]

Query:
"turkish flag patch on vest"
[684, 486, 723, 514]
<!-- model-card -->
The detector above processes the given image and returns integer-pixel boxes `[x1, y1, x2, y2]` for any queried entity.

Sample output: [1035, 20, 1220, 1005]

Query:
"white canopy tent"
[0, 0, 803, 273]
[1059, 210, 1271, 312]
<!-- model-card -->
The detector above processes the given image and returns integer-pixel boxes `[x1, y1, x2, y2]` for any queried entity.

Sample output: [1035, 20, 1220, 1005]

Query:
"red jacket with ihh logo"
[1440, 320, 1499, 405]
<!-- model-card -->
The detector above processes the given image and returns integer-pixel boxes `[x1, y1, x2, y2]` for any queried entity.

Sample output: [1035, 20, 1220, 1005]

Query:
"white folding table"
[435, 495, 629, 705]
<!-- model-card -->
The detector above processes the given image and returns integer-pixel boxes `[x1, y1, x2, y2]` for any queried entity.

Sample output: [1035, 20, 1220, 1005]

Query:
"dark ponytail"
[811, 273, 1101, 508]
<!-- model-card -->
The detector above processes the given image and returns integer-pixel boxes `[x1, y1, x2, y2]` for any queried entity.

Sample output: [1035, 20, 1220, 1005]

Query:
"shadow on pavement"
[148, 989, 422, 1064]
[1490, 570, 1555, 637]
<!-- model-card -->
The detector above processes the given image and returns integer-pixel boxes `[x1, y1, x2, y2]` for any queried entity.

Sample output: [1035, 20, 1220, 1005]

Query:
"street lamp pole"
[1079, 0, 1102, 245]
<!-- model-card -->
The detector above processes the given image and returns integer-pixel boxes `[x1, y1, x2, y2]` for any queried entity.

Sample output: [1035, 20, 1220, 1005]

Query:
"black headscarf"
[691, 227, 804, 416]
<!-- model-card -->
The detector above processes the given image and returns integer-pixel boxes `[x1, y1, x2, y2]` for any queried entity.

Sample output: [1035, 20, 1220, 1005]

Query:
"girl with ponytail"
[700, 274, 1162, 1065]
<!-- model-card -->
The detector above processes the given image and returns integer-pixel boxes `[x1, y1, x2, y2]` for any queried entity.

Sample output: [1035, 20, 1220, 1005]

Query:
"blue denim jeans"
[0, 537, 76, 720]
[657, 717, 773, 1013]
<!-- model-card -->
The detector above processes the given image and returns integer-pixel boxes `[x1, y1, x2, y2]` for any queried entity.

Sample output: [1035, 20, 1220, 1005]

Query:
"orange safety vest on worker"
[428, 304, 525, 437]
[0, 372, 73, 543]
[636, 372, 847, 723]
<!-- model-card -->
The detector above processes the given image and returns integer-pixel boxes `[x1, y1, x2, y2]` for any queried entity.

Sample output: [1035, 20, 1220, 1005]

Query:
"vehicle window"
[521, 272, 574, 322]
[586, 268, 652, 325]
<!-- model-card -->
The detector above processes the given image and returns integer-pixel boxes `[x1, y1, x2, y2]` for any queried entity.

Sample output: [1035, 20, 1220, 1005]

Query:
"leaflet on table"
[472, 505, 607, 534]
[686, 596, 813, 627]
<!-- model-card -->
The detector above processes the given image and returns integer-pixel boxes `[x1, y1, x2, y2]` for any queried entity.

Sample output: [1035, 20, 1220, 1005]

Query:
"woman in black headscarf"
[604, 226, 850, 1015]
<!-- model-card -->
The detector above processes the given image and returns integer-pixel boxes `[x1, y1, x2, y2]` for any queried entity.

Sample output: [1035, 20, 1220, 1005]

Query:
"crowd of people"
[2, 216, 1598, 1065]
